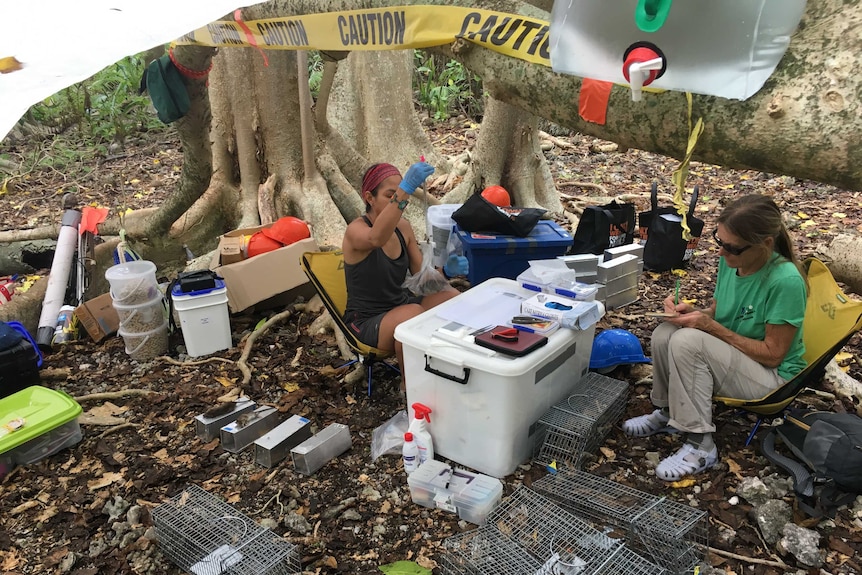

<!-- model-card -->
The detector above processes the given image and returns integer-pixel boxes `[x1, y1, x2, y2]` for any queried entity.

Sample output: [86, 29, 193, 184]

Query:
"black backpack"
[761, 409, 862, 518]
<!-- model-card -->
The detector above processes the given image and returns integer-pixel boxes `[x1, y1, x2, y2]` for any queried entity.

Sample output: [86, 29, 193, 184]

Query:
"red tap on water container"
[622, 43, 666, 102]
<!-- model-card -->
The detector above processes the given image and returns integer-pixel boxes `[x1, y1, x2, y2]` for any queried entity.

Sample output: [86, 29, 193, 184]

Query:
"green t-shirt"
[714, 255, 807, 380]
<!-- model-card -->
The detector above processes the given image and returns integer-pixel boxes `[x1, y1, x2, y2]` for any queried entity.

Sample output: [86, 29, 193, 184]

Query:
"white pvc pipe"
[36, 209, 81, 349]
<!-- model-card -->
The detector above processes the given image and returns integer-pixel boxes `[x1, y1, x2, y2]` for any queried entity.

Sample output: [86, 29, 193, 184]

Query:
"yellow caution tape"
[670, 92, 704, 240]
[177, 7, 553, 66]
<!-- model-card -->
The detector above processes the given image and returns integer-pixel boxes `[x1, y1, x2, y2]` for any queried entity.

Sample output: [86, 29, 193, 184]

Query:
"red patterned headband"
[362, 163, 401, 195]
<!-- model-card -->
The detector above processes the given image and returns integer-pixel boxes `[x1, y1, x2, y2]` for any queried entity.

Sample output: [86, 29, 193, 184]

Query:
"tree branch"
[73, 390, 156, 402]
[237, 304, 301, 386]
[708, 547, 788, 569]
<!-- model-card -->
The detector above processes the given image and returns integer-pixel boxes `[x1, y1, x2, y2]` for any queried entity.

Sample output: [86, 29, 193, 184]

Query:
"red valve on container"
[622, 43, 666, 101]
[623, 46, 662, 85]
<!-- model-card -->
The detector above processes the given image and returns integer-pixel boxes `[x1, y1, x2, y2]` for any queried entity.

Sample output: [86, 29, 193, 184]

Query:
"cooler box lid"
[394, 278, 584, 377]
[456, 220, 572, 249]
[0, 385, 82, 454]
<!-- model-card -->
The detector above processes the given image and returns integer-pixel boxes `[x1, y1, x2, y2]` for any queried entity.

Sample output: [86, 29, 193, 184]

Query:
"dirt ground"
[1, 120, 861, 575]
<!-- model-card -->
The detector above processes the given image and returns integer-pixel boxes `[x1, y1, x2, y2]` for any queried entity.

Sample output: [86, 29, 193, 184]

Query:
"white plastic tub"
[112, 295, 165, 333]
[395, 278, 594, 477]
[407, 459, 503, 525]
[105, 260, 159, 304]
[118, 321, 168, 361]
[171, 280, 231, 357]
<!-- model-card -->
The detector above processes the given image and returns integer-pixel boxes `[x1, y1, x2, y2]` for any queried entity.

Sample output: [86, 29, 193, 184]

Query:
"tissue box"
[521, 293, 603, 328]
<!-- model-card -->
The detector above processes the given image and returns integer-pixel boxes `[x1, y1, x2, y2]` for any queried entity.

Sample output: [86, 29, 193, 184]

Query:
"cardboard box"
[74, 292, 119, 342]
[218, 236, 245, 266]
[211, 226, 317, 313]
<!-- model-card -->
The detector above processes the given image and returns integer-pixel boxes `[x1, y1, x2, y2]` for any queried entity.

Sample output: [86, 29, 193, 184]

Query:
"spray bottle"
[408, 403, 434, 465]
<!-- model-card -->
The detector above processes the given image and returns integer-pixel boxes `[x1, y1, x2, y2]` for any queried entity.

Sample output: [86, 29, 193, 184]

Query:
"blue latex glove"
[398, 162, 434, 195]
[444, 254, 469, 277]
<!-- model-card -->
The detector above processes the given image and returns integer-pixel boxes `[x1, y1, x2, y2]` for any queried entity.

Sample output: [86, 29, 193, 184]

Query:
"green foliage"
[307, 50, 324, 98]
[26, 53, 167, 150]
[413, 50, 484, 121]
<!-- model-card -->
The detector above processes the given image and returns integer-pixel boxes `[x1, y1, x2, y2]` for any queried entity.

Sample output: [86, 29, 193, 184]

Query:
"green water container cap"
[0, 385, 82, 455]
[636, 0, 673, 33]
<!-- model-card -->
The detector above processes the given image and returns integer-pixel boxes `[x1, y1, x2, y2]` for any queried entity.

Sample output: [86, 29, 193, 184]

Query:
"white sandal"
[656, 443, 718, 481]
[622, 409, 674, 437]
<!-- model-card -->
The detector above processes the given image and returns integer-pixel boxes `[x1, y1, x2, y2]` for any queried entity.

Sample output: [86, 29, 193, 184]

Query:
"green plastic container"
[0, 385, 82, 456]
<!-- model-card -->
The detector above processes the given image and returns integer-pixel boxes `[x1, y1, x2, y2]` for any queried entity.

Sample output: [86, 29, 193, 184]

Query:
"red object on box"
[246, 231, 282, 258]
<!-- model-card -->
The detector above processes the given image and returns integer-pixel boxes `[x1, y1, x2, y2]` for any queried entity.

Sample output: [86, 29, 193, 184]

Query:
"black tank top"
[344, 216, 412, 320]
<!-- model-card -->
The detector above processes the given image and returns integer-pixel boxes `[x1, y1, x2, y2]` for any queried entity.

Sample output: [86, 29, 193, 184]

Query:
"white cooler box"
[395, 278, 594, 478]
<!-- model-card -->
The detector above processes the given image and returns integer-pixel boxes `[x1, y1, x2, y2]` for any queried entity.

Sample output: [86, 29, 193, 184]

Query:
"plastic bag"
[403, 242, 455, 297]
[371, 409, 409, 461]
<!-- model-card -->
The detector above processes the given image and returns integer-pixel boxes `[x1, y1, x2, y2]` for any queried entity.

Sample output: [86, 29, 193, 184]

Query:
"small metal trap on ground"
[533, 470, 707, 574]
[152, 485, 301, 575]
[440, 527, 543, 574]
[440, 487, 669, 575]
[533, 373, 628, 471]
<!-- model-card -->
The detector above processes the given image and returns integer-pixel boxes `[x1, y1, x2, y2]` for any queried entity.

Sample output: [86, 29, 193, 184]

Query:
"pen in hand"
[675, 279, 680, 306]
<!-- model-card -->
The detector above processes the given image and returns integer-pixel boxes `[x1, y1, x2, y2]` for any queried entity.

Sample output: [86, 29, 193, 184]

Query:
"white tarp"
[0, 0, 260, 142]
[549, 0, 807, 101]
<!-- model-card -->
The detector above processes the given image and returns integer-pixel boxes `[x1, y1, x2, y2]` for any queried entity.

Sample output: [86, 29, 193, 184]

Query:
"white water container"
[426, 204, 462, 268]
[549, 0, 807, 101]
[170, 279, 232, 357]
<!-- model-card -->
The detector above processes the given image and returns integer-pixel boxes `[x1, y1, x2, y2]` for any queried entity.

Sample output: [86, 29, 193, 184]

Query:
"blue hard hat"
[589, 328, 651, 372]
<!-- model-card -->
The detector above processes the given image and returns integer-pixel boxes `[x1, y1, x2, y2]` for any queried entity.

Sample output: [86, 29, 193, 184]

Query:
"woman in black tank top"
[342, 162, 464, 391]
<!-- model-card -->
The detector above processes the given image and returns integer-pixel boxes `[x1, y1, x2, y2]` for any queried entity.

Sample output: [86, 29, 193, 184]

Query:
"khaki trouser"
[650, 323, 786, 434]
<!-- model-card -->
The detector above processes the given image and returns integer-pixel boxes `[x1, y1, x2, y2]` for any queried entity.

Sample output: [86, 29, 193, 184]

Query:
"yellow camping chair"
[300, 251, 400, 396]
[715, 258, 862, 445]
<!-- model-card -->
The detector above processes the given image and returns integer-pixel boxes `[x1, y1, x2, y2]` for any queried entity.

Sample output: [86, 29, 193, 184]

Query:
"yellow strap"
[670, 92, 704, 240]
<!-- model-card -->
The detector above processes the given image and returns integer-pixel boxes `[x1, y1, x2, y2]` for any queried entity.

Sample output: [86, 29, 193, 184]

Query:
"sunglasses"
[712, 229, 752, 256]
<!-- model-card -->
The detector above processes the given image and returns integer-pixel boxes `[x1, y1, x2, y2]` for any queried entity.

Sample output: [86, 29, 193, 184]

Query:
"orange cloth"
[578, 79, 614, 125]
[79, 206, 109, 235]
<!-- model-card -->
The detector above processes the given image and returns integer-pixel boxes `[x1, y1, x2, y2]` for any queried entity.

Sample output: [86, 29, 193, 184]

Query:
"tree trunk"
[448, 95, 561, 213]
[818, 234, 862, 296]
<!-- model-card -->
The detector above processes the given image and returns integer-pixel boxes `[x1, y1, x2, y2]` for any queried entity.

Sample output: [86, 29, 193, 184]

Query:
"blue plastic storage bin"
[455, 220, 573, 285]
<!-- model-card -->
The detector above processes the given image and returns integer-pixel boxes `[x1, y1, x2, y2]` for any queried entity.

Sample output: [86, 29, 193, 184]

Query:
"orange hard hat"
[246, 231, 283, 258]
[481, 185, 511, 207]
[261, 216, 311, 246]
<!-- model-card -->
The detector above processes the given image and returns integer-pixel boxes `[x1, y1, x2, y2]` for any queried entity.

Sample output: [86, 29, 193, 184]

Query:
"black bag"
[570, 201, 636, 255]
[638, 183, 705, 271]
[452, 192, 546, 237]
[140, 55, 190, 124]
[761, 409, 862, 518]
[0, 321, 24, 352]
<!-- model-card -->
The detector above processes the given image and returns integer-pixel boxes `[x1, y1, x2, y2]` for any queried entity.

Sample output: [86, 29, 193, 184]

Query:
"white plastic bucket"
[118, 321, 168, 361]
[426, 204, 461, 268]
[112, 295, 166, 333]
[170, 281, 232, 357]
[106, 260, 158, 305]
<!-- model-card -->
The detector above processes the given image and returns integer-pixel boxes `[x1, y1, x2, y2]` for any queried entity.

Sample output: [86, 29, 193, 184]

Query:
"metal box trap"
[439, 486, 668, 575]
[533, 372, 629, 471]
[533, 470, 707, 574]
[152, 485, 300, 575]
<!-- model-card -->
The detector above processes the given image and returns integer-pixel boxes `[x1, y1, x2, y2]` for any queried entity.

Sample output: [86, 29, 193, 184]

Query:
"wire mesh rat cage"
[152, 485, 301, 575]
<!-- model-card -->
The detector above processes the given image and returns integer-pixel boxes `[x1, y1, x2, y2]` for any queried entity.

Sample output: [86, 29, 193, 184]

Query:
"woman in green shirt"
[623, 194, 807, 481]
